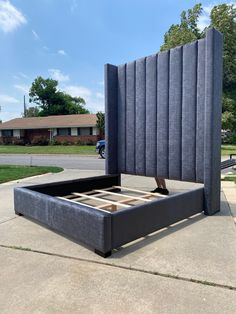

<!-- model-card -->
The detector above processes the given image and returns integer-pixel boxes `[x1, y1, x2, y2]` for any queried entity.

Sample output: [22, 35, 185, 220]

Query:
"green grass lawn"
[0, 144, 235, 156]
[0, 165, 63, 184]
[222, 175, 236, 184]
[0, 145, 96, 155]
[221, 145, 236, 156]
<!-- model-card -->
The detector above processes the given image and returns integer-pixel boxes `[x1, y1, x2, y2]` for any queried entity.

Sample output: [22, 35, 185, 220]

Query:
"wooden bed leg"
[15, 211, 23, 216]
[94, 249, 112, 258]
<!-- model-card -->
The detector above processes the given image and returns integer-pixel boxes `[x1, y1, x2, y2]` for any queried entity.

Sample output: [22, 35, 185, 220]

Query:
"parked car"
[96, 139, 105, 158]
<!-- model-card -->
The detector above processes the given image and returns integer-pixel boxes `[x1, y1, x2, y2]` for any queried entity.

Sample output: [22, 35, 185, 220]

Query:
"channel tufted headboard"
[105, 28, 223, 215]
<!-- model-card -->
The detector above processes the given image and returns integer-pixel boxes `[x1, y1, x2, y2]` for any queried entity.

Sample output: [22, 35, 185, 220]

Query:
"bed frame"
[14, 28, 223, 257]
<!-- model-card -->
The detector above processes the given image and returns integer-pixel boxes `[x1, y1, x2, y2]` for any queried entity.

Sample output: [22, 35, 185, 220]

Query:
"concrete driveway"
[0, 170, 236, 313]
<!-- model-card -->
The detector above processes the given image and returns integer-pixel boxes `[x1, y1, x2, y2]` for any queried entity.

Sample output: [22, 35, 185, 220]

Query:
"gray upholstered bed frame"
[14, 28, 223, 257]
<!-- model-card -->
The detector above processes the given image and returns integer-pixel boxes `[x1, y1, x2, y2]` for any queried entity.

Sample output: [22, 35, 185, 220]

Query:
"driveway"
[0, 170, 236, 313]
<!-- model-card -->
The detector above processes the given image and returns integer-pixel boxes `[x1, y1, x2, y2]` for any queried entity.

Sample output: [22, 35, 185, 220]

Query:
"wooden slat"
[97, 204, 117, 211]
[99, 186, 161, 199]
[112, 186, 167, 198]
[72, 192, 131, 208]
[93, 189, 151, 202]
[57, 197, 111, 213]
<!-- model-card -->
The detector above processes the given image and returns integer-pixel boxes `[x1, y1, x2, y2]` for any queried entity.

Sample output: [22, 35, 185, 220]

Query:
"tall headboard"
[105, 28, 223, 215]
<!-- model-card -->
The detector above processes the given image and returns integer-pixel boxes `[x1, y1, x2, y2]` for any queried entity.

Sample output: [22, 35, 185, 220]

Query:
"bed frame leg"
[15, 211, 23, 216]
[94, 249, 112, 258]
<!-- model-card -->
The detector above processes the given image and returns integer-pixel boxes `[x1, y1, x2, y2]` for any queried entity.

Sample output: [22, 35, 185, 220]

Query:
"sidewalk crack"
[0, 217, 18, 225]
[1, 244, 236, 292]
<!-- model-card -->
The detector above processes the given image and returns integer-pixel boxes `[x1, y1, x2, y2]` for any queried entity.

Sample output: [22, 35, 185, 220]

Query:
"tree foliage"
[29, 76, 90, 116]
[160, 3, 236, 132]
[160, 4, 202, 51]
[23, 106, 40, 117]
[210, 4, 236, 90]
[96, 111, 105, 136]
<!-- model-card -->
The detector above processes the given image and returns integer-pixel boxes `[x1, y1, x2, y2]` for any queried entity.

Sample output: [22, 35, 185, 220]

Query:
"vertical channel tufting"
[106, 29, 222, 192]
[117, 64, 126, 173]
[135, 58, 146, 176]
[146, 54, 157, 176]
[105, 64, 118, 174]
[156, 51, 169, 178]
[126, 61, 136, 174]
[169, 46, 182, 180]
[196, 39, 206, 183]
[204, 29, 223, 215]
[182, 42, 197, 181]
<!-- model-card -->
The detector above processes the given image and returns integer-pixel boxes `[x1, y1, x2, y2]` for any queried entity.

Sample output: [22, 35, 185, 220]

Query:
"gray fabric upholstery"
[204, 29, 223, 214]
[14, 187, 112, 253]
[105, 28, 223, 215]
[112, 188, 204, 248]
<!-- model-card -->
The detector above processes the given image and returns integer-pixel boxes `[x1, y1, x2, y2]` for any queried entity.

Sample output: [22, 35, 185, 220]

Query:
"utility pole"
[23, 95, 27, 117]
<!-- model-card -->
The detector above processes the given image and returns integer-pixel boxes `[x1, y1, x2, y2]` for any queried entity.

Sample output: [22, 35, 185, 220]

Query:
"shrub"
[61, 140, 69, 146]
[49, 139, 60, 146]
[12, 139, 25, 145]
[84, 139, 94, 146]
[31, 136, 49, 146]
[75, 140, 82, 145]
[226, 133, 236, 144]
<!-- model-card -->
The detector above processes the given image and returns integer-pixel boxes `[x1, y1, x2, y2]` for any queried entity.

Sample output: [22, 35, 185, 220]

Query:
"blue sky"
[0, 0, 235, 121]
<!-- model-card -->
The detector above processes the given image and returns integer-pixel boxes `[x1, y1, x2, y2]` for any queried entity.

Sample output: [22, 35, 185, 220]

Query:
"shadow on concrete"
[112, 213, 206, 258]
[19, 199, 232, 260]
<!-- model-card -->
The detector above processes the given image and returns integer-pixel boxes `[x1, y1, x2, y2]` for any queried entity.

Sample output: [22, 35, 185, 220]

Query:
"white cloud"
[48, 69, 70, 82]
[203, 4, 215, 15]
[13, 72, 29, 80]
[198, 2, 236, 31]
[96, 92, 104, 99]
[0, 111, 21, 122]
[0, 94, 19, 104]
[197, 4, 213, 31]
[58, 49, 67, 56]
[64, 85, 91, 98]
[0, 94, 19, 103]
[19, 72, 29, 79]
[198, 14, 210, 32]
[70, 0, 78, 13]
[0, 0, 27, 33]
[63, 85, 104, 112]
[14, 84, 29, 94]
[32, 29, 39, 40]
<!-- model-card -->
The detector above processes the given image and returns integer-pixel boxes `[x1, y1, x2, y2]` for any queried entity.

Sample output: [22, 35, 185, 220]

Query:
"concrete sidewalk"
[0, 170, 236, 313]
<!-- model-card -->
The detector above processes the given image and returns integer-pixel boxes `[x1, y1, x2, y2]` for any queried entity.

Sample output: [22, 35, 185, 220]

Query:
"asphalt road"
[0, 154, 235, 174]
[0, 154, 105, 170]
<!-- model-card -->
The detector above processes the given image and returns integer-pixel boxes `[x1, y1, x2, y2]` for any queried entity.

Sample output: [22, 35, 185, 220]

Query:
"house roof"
[0, 114, 97, 130]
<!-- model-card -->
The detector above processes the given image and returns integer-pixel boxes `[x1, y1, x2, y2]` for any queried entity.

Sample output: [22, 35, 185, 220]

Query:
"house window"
[78, 127, 93, 136]
[2, 130, 13, 137]
[57, 128, 71, 136]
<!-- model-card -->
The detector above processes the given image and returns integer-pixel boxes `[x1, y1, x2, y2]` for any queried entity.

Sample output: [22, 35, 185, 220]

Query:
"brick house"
[0, 114, 100, 145]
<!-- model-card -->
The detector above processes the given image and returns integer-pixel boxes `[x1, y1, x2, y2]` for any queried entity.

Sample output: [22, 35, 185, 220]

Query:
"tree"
[29, 76, 90, 116]
[160, 3, 236, 132]
[23, 106, 40, 117]
[210, 4, 236, 90]
[160, 4, 203, 51]
[210, 4, 236, 132]
[96, 111, 105, 136]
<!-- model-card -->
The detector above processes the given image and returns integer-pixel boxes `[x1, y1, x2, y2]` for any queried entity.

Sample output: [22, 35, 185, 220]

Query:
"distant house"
[0, 114, 100, 145]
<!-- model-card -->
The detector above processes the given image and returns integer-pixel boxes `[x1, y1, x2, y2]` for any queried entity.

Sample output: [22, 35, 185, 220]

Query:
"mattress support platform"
[57, 185, 164, 212]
